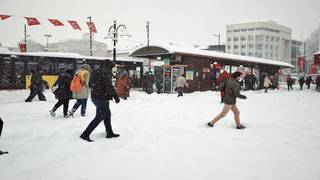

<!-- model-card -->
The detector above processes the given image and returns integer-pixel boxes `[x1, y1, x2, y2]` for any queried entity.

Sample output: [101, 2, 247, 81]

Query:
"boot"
[68, 109, 75, 117]
[207, 122, 214, 127]
[80, 134, 93, 142]
[50, 107, 57, 117]
[106, 133, 120, 138]
[236, 124, 246, 129]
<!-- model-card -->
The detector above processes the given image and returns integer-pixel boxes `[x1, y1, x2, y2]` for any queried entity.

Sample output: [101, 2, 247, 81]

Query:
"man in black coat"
[305, 76, 314, 89]
[50, 69, 74, 117]
[298, 77, 305, 90]
[25, 69, 47, 102]
[80, 62, 120, 142]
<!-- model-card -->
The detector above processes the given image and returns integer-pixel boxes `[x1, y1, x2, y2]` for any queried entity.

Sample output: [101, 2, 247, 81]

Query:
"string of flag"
[0, 14, 97, 33]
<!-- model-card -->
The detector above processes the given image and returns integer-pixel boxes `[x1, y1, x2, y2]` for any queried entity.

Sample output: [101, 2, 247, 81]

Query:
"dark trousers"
[71, 99, 88, 115]
[25, 89, 46, 101]
[0, 118, 3, 137]
[264, 87, 269, 93]
[81, 99, 113, 137]
[177, 87, 184, 97]
[307, 83, 311, 89]
[299, 84, 304, 90]
[287, 84, 293, 91]
[53, 99, 70, 115]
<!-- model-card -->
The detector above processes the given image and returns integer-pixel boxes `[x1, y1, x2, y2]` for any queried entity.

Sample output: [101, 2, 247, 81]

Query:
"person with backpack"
[217, 71, 231, 103]
[25, 69, 47, 102]
[69, 64, 91, 117]
[80, 62, 120, 142]
[306, 76, 314, 89]
[50, 69, 74, 118]
[207, 71, 247, 129]
[298, 76, 305, 90]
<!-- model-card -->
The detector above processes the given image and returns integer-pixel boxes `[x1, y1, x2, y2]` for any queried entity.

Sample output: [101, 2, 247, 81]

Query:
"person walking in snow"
[80, 62, 120, 142]
[207, 71, 247, 129]
[25, 69, 47, 102]
[0, 117, 8, 155]
[50, 69, 74, 118]
[175, 74, 189, 97]
[305, 76, 314, 89]
[68, 64, 91, 117]
[298, 76, 305, 90]
[316, 75, 320, 91]
[263, 75, 272, 93]
[217, 71, 231, 103]
[287, 75, 294, 91]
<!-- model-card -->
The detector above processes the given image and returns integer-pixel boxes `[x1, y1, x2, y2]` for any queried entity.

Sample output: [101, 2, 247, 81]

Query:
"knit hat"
[232, 71, 242, 78]
[81, 64, 91, 71]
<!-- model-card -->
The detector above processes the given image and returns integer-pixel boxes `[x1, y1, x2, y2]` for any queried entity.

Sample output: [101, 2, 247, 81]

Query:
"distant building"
[203, 45, 226, 52]
[49, 33, 108, 57]
[226, 21, 292, 64]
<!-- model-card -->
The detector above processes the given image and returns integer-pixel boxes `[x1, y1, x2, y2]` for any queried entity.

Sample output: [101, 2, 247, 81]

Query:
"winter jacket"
[72, 68, 90, 99]
[287, 77, 294, 85]
[175, 76, 188, 88]
[53, 72, 73, 100]
[116, 76, 130, 98]
[90, 67, 119, 101]
[223, 78, 246, 105]
[263, 77, 272, 88]
[306, 77, 313, 85]
[31, 72, 44, 92]
[298, 78, 305, 85]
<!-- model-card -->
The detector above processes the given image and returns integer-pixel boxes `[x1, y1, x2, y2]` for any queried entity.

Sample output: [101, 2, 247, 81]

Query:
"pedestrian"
[0, 117, 8, 155]
[80, 62, 120, 142]
[287, 75, 294, 91]
[116, 71, 130, 100]
[50, 69, 74, 118]
[316, 75, 320, 91]
[25, 69, 47, 102]
[298, 76, 305, 90]
[68, 64, 91, 117]
[207, 71, 247, 129]
[305, 76, 314, 89]
[175, 74, 189, 97]
[263, 75, 272, 93]
[146, 72, 154, 94]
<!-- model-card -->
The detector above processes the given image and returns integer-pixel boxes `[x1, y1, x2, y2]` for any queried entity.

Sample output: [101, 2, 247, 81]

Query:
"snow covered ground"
[0, 86, 320, 180]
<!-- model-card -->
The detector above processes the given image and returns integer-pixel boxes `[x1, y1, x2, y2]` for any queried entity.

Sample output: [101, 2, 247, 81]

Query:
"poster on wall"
[186, 70, 194, 80]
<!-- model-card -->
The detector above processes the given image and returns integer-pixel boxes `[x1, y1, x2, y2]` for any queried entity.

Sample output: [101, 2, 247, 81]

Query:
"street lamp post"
[44, 34, 52, 52]
[146, 21, 150, 46]
[213, 34, 221, 46]
[88, 16, 92, 56]
[24, 24, 30, 52]
[107, 20, 128, 62]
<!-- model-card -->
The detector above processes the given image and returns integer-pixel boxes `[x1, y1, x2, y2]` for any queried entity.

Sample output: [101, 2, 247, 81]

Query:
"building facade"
[226, 21, 292, 64]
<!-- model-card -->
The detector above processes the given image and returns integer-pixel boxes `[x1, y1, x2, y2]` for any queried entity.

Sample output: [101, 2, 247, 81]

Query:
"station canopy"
[129, 44, 294, 68]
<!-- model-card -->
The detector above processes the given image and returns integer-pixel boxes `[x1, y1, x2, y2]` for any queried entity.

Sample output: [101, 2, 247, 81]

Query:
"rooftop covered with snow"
[130, 44, 294, 68]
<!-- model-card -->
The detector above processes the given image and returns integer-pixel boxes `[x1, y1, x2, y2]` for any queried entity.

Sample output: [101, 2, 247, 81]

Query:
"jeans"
[81, 99, 113, 137]
[71, 99, 88, 115]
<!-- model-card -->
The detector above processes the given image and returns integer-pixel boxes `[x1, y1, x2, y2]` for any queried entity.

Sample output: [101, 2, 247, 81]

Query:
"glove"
[114, 96, 120, 103]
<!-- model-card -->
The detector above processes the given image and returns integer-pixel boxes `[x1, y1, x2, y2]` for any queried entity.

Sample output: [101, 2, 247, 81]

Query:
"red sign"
[19, 43, 26, 52]
[48, 19, 64, 26]
[297, 57, 304, 73]
[25, 17, 40, 26]
[314, 53, 320, 65]
[68, 21, 81, 30]
[310, 64, 318, 74]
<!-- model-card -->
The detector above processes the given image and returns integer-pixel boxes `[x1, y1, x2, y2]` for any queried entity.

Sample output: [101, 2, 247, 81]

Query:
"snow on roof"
[315, 51, 320, 55]
[106, 56, 144, 63]
[130, 44, 294, 68]
[0, 47, 12, 54]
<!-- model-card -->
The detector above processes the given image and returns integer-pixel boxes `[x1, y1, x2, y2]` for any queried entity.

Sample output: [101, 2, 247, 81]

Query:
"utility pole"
[146, 21, 150, 46]
[88, 16, 92, 56]
[113, 20, 117, 62]
[24, 24, 27, 52]
[44, 34, 52, 52]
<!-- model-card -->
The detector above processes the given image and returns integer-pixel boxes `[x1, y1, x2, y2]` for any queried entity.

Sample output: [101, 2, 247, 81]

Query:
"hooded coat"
[72, 65, 91, 99]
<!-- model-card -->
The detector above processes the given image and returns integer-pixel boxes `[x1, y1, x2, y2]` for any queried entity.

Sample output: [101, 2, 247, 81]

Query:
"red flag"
[25, 17, 40, 26]
[0, 15, 10, 20]
[19, 43, 26, 52]
[48, 19, 64, 26]
[86, 22, 97, 33]
[68, 21, 81, 30]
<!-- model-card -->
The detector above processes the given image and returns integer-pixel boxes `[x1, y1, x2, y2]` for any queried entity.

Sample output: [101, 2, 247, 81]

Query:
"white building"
[226, 21, 292, 64]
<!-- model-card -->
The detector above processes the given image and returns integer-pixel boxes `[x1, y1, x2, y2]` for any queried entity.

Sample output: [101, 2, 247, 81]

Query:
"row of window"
[228, 27, 281, 33]
[227, 44, 279, 50]
[231, 51, 279, 58]
[227, 35, 280, 42]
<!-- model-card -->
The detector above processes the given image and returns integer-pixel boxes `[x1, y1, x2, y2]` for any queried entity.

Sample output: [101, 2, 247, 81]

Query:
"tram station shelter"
[0, 48, 143, 89]
[130, 44, 294, 93]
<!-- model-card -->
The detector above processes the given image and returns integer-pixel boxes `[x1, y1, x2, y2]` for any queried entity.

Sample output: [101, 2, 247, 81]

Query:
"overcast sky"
[1, 0, 320, 49]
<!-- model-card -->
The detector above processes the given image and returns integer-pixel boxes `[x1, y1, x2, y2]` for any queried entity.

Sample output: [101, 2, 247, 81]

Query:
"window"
[227, 45, 231, 49]
[233, 29, 240, 32]
[241, 45, 246, 49]
[255, 35, 263, 41]
[241, 52, 246, 56]
[248, 28, 255, 31]
[271, 37, 275, 42]
[248, 44, 254, 49]
[241, 36, 246, 41]
[255, 44, 263, 50]
[227, 37, 231, 42]
[248, 35, 254, 41]
[234, 37, 239, 41]
[241, 29, 247, 32]
[234, 45, 239, 49]
[265, 44, 268, 49]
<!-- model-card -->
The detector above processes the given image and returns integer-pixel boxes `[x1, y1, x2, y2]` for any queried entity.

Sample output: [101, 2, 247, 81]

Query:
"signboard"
[297, 57, 304, 73]
[310, 64, 318, 74]
[314, 54, 320, 65]
[203, 68, 210, 73]
[164, 58, 170, 67]
[186, 70, 194, 80]
[19, 43, 26, 52]
[163, 67, 171, 92]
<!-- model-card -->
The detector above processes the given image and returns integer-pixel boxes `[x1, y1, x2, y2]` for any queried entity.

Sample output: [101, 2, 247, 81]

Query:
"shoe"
[207, 122, 214, 127]
[236, 125, 246, 129]
[49, 110, 56, 117]
[106, 133, 120, 138]
[81, 114, 85, 117]
[64, 115, 69, 118]
[80, 134, 93, 142]
[68, 111, 74, 117]
[25, 99, 31, 102]
[0, 151, 9, 155]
